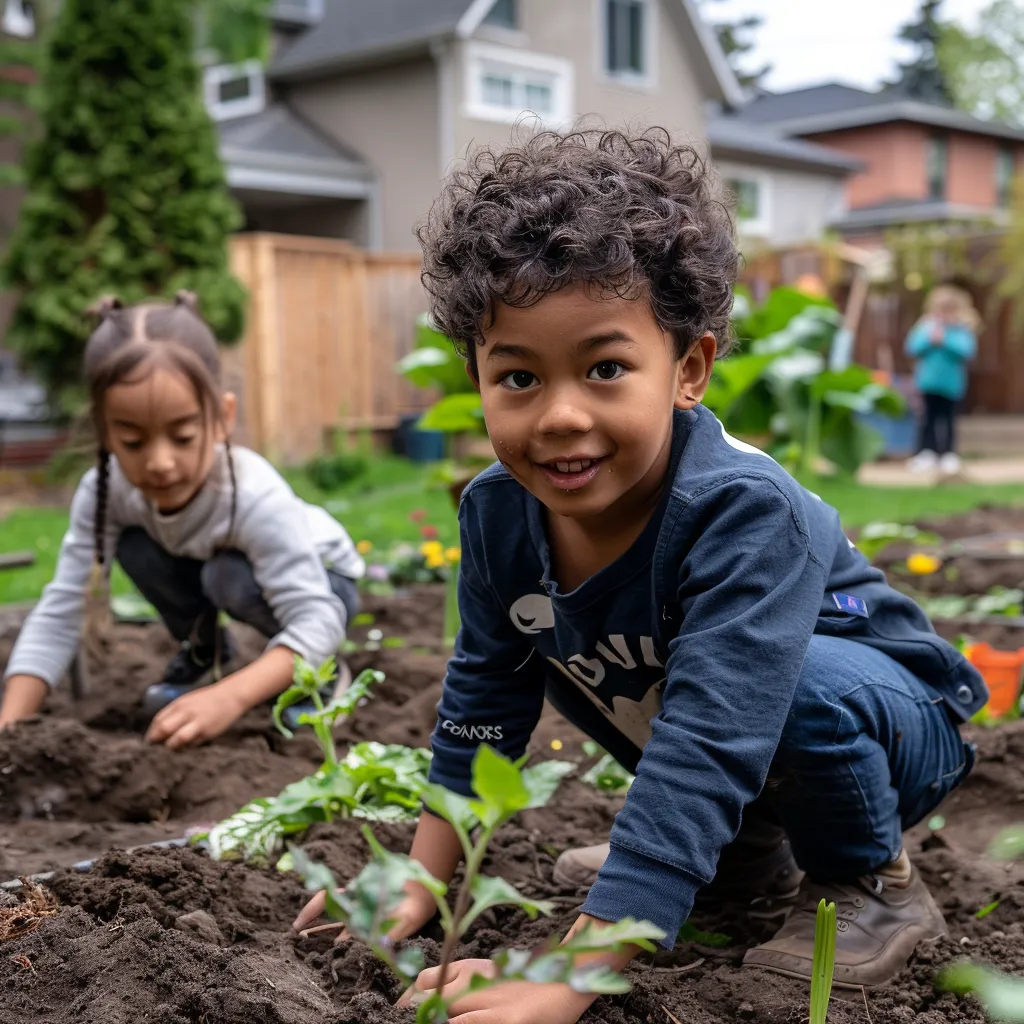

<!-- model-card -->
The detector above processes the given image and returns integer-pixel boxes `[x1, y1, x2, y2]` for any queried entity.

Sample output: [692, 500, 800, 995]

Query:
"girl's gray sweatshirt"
[5, 445, 365, 687]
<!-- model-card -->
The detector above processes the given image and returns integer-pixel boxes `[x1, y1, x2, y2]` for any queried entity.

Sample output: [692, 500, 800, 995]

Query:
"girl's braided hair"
[417, 126, 740, 375]
[82, 292, 238, 646]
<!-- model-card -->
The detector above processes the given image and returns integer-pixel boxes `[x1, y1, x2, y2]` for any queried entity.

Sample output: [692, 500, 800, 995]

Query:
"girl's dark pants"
[918, 393, 958, 455]
[115, 526, 359, 645]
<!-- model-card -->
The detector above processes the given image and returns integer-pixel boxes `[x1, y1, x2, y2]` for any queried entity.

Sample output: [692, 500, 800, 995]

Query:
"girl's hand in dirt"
[145, 683, 246, 749]
[399, 959, 596, 1023]
[292, 880, 437, 942]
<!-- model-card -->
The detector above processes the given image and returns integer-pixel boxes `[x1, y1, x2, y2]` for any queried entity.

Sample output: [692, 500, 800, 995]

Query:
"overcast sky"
[705, 0, 993, 93]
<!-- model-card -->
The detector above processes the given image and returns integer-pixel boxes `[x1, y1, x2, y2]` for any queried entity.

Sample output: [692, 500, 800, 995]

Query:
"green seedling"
[678, 921, 733, 948]
[976, 900, 1001, 920]
[274, 657, 382, 765]
[810, 899, 836, 1024]
[292, 745, 662, 1024]
[856, 523, 940, 563]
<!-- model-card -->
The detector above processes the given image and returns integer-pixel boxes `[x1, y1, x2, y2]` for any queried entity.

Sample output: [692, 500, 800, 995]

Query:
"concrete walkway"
[859, 458, 1024, 488]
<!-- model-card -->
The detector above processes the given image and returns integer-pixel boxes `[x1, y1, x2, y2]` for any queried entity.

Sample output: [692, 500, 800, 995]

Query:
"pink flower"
[409, 509, 428, 523]
[420, 525, 439, 540]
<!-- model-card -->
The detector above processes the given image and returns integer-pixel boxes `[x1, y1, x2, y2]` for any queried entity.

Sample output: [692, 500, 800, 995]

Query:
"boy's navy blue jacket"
[428, 404, 986, 944]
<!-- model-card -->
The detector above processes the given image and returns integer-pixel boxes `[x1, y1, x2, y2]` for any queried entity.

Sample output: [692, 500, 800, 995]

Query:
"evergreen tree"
[2, 0, 247, 407]
[699, 0, 771, 92]
[889, 0, 954, 105]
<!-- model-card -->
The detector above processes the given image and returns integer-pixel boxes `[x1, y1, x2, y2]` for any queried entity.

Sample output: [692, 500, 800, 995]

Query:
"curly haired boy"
[296, 128, 984, 1023]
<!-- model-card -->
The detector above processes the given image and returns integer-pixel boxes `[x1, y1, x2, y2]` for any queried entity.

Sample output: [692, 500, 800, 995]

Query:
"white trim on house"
[2, 0, 34, 38]
[462, 41, 574, 127]
[676, 0, 745, 108]
[225, 163, 375, 201]
[595, 0, 658, 92]
[431, 40, 458, 176]
[204, 61, 267, 121]
[456, 0, 505, 38]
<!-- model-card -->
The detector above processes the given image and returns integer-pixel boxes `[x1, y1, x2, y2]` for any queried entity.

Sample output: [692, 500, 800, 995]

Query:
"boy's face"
[476, 284, 715, 525]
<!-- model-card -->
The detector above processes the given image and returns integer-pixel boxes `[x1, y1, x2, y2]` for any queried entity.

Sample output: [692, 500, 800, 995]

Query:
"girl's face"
[103, 367, 236, 512]
[476, 283, 714, 532]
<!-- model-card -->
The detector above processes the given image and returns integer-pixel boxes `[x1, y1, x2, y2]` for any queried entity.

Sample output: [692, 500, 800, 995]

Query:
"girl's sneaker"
[907, 450, 938, 473]
[141, 630, 237, 718]
[939, 452, 962, 475]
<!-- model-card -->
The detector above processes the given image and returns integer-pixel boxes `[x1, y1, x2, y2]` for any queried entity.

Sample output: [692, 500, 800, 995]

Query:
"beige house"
[249, 0, 746, 251]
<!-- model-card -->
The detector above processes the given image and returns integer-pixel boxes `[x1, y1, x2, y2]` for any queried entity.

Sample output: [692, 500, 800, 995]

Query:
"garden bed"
[1, 507, 1024, 1023]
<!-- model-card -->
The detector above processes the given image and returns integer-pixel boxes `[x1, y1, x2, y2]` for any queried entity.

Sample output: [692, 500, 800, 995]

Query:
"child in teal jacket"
[905, 285, 978, 474]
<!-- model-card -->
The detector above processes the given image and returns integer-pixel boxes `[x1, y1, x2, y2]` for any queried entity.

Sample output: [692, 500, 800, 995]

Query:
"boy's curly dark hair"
[418, 127, 739, 371]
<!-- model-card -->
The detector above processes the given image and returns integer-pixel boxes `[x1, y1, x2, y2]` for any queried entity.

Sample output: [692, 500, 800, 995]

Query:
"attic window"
[465, 42, 573, 127]
[484, 0, 518, 29]
[2, 0, 35, 38]
[204, 61, 266, 121]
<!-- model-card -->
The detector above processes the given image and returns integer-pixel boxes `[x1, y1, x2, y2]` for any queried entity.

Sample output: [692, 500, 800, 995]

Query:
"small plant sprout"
[274, 657, 382, 766]
[939, 963, 1024, 1021]
[810, 899, 837, 1024]
[291, 745, 662, 1024]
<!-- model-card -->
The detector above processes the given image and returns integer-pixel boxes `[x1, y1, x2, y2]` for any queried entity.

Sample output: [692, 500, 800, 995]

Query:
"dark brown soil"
[2, 507, 1024, 1023]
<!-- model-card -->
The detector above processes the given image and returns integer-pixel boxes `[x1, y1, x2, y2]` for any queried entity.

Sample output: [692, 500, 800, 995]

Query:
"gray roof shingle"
[740, 82, 1024, 143]
[271, 0, 474, 80]
[707, 114, 862, 174]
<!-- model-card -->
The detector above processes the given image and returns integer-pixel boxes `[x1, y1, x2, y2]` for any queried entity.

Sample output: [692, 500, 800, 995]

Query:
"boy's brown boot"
[553, 822, 803, 923]
[743, 852, 947, 988]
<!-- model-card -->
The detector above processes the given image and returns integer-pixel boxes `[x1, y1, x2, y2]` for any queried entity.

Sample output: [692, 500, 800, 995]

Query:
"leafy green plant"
[292, 745, 662, 1023]
[917, 587, 1024, 623]
[397, 315, 485, 437]
[580, 742, 634, 795]
[305, 429, 372, 492]
[939, 963, 1024, 1021]
[811, 899, 837, 1024]
[855, 522, 941, 563]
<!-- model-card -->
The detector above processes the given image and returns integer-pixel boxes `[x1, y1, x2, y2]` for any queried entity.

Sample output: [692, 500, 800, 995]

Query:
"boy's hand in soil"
[399, 961, 596, 1023]
[0, 674, 49, 730]
[293, 881, 438, 942]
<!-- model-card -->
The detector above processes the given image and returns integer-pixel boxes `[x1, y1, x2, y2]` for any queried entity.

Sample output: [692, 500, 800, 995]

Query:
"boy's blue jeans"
[116, 527, 359, 644]
[758, 633, 973, 880]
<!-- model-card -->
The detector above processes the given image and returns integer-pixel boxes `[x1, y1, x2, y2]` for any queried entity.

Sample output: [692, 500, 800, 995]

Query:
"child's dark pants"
[918, 392, 958, 455]
[116, 527, 360, 643]
[763, 634, 971, 879]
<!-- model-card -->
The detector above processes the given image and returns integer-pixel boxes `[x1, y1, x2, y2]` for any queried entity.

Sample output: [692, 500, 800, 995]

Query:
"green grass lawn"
[1, 454, 1022, 605]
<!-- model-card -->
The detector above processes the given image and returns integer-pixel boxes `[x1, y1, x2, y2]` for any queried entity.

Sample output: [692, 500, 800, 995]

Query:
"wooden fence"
[226, 233, 432, 463]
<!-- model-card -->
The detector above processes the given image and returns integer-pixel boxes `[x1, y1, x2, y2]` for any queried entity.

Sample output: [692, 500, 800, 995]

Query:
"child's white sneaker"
[939, 452, 961, 475]
[907, 450, 937, 473]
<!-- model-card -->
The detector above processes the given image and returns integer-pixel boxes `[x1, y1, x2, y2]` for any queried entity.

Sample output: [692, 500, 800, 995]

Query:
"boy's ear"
[674, 332, 717, 411]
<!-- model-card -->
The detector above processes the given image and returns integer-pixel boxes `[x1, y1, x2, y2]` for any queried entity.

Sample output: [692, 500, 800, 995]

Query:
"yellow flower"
[550, 739, 563, 751]
[420, 540, 444, 558]
[425, 553, 446, 570]
[356, 540, 373, 554]
[445, 547, 462, 564]
[907, 552, 942, 576]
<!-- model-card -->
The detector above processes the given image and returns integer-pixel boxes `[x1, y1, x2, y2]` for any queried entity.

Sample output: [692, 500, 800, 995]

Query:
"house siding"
[806, 123, 1024, 211]
[714, 158, 846, 246]
[287, 58, 440, 251]
[453, 0, 707, 161]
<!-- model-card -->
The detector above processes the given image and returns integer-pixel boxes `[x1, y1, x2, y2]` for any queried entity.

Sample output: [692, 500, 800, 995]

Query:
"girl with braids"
[0, 292, 365, 748]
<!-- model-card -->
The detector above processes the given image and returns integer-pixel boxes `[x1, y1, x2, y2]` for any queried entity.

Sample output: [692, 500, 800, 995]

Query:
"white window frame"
[203, 60, 266, 122]
[271, 0, 325, 27]
[725, 172, 773, 239]
[463, 42, 574, 128]
[597, 0, 657, 90]
[2, 0, 35, 38]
